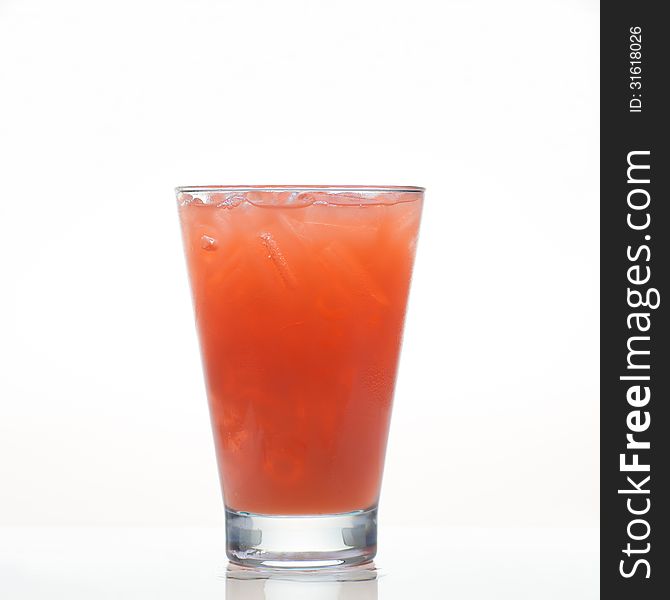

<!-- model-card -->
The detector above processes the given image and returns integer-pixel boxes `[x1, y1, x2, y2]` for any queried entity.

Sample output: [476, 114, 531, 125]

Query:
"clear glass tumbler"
[176, 186, 423, 567]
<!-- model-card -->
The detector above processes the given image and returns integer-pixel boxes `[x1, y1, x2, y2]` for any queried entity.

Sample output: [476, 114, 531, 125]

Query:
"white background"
[0, 0, 598, 533]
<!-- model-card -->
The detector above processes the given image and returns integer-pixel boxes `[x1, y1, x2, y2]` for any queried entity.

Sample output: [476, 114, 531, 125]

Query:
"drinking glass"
[176, 186, 423, 567]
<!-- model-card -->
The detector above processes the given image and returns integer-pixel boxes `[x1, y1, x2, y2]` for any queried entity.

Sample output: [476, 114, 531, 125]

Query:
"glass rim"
[175, 185, 425, 194]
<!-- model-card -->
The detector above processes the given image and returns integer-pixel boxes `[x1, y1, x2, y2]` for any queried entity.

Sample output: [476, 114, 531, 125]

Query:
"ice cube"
[177, 192, 193, 206]
[326, 192, 371, 206]
[213, 192, 245, 209]
[321, 244, 388, 306]
[286, 192, 317, 207]
[178, 193, 207, 206]
[278, 214, 309, 242]
[200, 235, 218, 251]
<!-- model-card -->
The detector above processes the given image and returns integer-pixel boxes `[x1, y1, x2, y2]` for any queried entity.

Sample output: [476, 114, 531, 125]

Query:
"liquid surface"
[179, 191, 422, 514]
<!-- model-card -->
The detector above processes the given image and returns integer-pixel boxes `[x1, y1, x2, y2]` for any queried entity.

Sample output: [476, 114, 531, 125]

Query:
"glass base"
[225, 507, 377, 568]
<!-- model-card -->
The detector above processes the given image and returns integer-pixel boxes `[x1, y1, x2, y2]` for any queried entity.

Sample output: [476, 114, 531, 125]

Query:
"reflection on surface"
[225, 562, 378, 600]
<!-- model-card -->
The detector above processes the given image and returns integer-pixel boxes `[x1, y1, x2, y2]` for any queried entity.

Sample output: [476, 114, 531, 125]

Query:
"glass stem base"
[225, 507, 377, 568]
